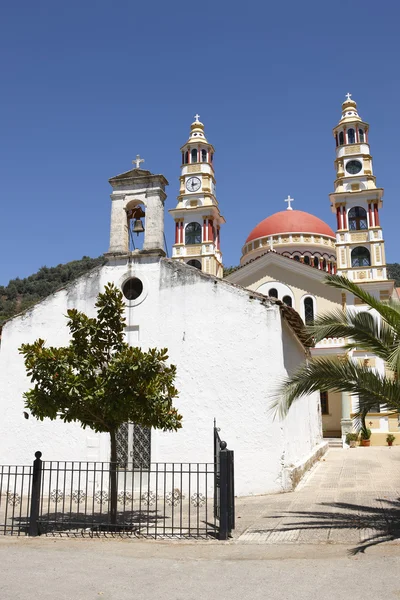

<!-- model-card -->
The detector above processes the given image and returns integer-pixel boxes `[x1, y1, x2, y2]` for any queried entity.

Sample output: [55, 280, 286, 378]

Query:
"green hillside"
[0, 258, 399, 327]
[0, 256, 106, 326]
[387, 264, 400, 287]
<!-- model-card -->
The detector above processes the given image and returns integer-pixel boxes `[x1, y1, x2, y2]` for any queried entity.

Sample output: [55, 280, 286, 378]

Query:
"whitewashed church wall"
[0, 267, 110, 466]
[280, 320, 322, 471]
[0, 258, 322, 496]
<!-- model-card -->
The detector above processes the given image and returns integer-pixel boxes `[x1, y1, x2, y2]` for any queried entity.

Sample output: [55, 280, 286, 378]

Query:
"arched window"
[191, 149, 198, 163]
[359, 129, 365, 143]
[322, 258, 327, 270]
[313, 256, 319, 268]
[347, 128, 355, 144]
[187, 259, 202, 270]
[282, 295, 292, 307]
[184, 151, 189, 164]
[348, 206, 367, 230]
[304, 297, 314, 325]
[351, 246, 371, 267]
[185, 222, 202, 245]
[339, 131, 344, 145]
[304, 255, 310, 265]
[210, 153, 214, 163]
[268, 288, 278, 298]
[201, 149, 207, 162]
[293, 255, 300, 261]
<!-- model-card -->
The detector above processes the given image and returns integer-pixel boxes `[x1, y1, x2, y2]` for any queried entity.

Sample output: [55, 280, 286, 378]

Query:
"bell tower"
[169, 115, 225, 277]
[330, 94, 388, 283]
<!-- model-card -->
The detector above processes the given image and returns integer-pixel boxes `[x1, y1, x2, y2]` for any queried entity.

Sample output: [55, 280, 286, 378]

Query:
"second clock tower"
[169, 115, 225, 277]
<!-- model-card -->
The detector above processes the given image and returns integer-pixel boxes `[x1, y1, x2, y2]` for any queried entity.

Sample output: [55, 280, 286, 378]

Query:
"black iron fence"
[0, 425, 235, 539]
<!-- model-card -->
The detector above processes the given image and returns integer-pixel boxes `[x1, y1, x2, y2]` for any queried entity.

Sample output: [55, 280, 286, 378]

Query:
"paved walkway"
[234, 446, 400, 552]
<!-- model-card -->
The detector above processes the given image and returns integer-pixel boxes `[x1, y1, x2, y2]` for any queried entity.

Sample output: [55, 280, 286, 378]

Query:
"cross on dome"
[194, 114, 201, 123]
[345, 92, 352, 101]
[284, 195, 294, 211]
[133, 154, 145, 169]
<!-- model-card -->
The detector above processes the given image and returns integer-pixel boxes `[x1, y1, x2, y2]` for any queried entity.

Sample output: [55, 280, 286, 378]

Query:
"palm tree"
[276, 275, 400, 425]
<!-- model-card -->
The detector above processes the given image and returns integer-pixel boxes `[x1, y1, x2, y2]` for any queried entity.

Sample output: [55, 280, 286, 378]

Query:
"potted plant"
[346, 433, 359, 448]
[387, 434, 396, 447]
[360, 427, 372, 447]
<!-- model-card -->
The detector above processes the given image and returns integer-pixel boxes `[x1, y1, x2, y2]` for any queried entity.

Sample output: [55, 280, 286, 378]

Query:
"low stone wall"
[282, 441, 329, 491]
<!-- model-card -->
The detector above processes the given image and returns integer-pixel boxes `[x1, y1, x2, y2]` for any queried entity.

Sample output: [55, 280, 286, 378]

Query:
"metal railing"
[0, 453, 216, 538]
[0, 425, 235, 539]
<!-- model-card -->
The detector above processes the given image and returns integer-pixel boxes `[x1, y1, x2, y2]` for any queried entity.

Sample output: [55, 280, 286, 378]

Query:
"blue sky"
[1, 0, 399, 285]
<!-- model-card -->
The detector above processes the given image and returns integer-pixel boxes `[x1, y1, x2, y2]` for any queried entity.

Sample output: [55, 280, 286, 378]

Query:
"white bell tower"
[169, 115, 225, 277]
[330, 94, 388, 284]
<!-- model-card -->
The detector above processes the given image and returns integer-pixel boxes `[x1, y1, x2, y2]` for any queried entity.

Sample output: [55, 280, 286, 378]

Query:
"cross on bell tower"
[133, 154, 145, 169]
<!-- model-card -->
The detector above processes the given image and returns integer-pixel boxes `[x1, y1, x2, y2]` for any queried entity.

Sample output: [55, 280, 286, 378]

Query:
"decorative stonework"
[350, 232, 368, 242]
[345, 145, 360, 154]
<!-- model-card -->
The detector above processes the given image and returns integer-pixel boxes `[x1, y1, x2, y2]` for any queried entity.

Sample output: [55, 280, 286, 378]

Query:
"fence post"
[28, 451, 42, 536]
[219, 442, 229, 540]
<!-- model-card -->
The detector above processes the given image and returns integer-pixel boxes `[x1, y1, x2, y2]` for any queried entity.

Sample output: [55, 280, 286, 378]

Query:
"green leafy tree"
[19, 283, 182, 523]
[276, 275, 400, 426]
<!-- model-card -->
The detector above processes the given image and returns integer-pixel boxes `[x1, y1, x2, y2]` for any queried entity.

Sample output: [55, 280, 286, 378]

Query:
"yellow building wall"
[322, 391, 342, 437]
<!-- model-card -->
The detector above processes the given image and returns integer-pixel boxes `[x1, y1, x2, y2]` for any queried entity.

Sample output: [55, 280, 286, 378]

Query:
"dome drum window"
[268, 288, 278, 298]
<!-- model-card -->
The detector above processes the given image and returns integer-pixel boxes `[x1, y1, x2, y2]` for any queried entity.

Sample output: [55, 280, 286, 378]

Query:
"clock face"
[346, 160, 362, 175]
[186, 176, 201, 192]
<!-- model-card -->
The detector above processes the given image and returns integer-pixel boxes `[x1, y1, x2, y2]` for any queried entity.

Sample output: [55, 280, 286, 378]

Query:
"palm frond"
[325, 275, 400, 332]
[273, 357, 400, 418]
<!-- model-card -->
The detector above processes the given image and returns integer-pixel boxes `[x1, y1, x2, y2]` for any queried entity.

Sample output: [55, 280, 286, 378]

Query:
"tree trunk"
[109, 429, 118, 526]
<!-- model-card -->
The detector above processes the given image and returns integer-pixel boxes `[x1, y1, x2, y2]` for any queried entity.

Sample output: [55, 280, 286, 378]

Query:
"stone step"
[325, 437, 343, 448]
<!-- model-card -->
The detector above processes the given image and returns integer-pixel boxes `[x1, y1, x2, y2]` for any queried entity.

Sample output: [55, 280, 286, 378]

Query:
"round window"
[122, 278, 143, 300]
[346, 160, 362, 175]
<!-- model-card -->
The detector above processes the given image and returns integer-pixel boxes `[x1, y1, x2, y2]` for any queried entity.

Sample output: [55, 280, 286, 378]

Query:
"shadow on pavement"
[255, 498, 400, 554]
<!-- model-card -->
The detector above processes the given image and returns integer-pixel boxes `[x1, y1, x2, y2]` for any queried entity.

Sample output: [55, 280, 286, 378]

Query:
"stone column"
[341, 391, 353, 447]
[143, 187, 166, 255]
[108, 197, 129, 254]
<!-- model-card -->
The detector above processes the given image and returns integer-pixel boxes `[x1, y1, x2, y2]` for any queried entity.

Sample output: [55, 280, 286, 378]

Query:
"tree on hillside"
[19, 283, 182, 524]
[275, 275, 400, 426]
[0, 255, 106, 326]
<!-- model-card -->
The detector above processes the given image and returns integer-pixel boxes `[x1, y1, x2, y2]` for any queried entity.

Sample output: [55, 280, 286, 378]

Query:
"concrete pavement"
[1, 537, 400, 600]
[234, 446, 400, 552]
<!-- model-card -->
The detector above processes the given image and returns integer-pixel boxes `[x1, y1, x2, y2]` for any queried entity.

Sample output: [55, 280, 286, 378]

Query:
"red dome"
[245, 210, 335, 243]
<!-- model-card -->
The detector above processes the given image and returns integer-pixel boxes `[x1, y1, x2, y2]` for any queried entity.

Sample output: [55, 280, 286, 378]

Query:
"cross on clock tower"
[169, 115, 225, 277]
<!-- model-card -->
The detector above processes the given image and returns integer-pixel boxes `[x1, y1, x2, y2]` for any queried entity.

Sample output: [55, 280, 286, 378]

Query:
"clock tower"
[169, 115, 225, 277]
[330, 94, 389, 286]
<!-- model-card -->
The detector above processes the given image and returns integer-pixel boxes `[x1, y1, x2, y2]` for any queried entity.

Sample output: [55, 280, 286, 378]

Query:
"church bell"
[132, 218, 145, 235]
